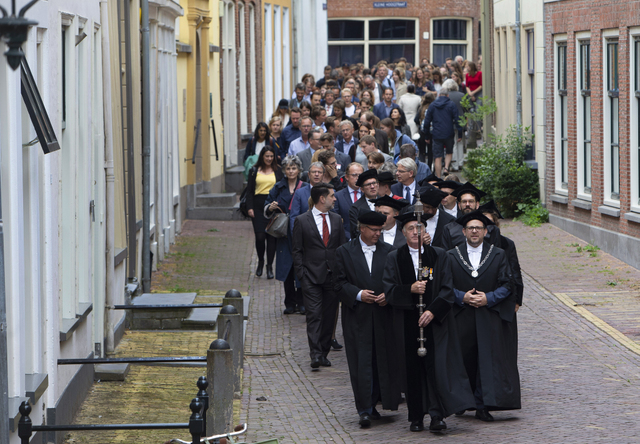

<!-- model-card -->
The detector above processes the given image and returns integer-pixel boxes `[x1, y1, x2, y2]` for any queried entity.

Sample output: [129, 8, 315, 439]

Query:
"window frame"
[327, 17, 419, 67]
[430, 17, 473, 66]
[603, 34, 620, 204]
[576, 34, 591, 199]
[630, 30, 640, 212]
[554, 37, 569, 193]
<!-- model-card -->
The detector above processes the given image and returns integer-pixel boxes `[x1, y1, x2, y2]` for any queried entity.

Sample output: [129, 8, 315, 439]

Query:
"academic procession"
[242, 49, 524, 433]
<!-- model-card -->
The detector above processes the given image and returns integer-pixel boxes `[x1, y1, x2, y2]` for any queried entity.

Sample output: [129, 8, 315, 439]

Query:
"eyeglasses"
[464, 226, 485, 232]
[362, 226, 382, 234]
[363, 181, 378, 188]
[396, 169, 409, 175]
[404, 225, 422, 233]
[347, 173, 360, 178]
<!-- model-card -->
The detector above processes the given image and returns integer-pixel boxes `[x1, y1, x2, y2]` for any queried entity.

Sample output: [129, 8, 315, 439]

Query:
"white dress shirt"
[408, 245, 424, 279]
[467, 242, 483, 269]
[425, 209, 439, 244]
[356, 237, 377, 301]
[382, 222, 397, 246]
[443, 205, 458, 218]
[347, 186, 361, 204]
[312, 206, 331, 238]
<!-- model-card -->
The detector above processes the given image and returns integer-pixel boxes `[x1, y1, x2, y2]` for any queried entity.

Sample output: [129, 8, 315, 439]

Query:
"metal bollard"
[207, 339, 233, 435]
[197, 376, 209, 435]
[189, 398, 204, 444]
[18, 401, 33, 444]
[223, 289, 244, 320]
[217, 305, 243, 392]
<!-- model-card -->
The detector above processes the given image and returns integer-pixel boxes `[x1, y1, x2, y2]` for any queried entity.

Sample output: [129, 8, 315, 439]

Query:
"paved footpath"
[240, 219, 640, 443]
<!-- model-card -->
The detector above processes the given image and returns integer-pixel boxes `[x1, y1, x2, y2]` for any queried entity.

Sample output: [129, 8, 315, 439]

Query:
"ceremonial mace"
[413, 190, 427, 358]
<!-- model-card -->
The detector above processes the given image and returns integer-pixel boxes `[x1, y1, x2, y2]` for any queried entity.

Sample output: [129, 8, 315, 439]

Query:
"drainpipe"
[515, 0, 522, 136]
[100, 0, 116, 354]
[141, 0, 151, 293]
[0, 195, 9, 444]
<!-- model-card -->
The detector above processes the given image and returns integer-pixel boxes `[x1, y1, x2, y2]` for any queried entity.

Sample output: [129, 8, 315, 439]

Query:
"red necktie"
[353, 190, 359, 202]
[321, 213, 329, 247]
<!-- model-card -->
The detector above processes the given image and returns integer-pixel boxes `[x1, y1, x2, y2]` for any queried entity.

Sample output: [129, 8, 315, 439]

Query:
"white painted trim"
[575, 34, 591, 197]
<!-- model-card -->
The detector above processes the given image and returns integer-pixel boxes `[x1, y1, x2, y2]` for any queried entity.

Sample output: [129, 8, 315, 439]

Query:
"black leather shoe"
[475, 408, 494, 422]
[410, 420, 424, 432]
[320, 356, 332, 367]
[310, 357, 321, 369]
[370, 407, 381, 420]
[283, 307, 295, 315]
[298, 306, 306, 315]
[331, 339, 343, 350]
[359, 413, 371, 428]
[255, 261, 264, 277]
[266, 265, 274, 279]
[429, 417, 447, 431]
[454, 410, 466, 416]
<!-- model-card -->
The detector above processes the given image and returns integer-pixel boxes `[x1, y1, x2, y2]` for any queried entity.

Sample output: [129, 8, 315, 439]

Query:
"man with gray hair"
[399, 144, 431, 184]
[391, 158, 419, 204]
[296, 128, 324, 172]
[442, 79, 466, 172]
[335, 120, 358, 156]
[423, 81, 462, 177]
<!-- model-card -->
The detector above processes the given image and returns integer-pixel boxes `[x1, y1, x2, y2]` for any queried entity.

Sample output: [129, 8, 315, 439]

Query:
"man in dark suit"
[296, 128, 323, 172]
[418, 184, 457, 249]
[333, 162, 364, 240]
[292, 183, 347, 369]
[349, 169, 379, 239]
[373, 195, 409, 250]
[373, 87, 400, 121]
[290, 162, 325, 234]
[334, 211, 400, 427]
[334, 120, 358, 156]
[448, 211, 520, 421]
[390, 158, 419, 204]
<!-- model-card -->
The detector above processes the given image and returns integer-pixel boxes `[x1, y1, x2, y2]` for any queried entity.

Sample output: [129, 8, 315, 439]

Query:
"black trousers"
[301, 275, 339, 359]
[456, 307, 484, 409]
[403, 308, 442, 422]
[283, 268, 302, 309]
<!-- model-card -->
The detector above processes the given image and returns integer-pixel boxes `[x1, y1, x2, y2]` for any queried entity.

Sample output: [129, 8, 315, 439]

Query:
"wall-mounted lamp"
[0, 0, 40, 70]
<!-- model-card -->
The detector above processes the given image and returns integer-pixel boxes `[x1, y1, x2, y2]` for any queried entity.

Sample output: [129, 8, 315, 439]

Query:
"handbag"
[265, 207, 288, 238]
[238, 186, 250, 218]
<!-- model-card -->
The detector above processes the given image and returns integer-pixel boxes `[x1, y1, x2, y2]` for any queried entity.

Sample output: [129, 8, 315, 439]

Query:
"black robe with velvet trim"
[334, 238, 401, 413]
[448, 241, 521, 411]
[382, 244, 475, 418]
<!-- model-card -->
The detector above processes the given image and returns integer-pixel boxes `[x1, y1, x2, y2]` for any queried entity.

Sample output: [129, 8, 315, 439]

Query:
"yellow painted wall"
[208, 0, 224, 189]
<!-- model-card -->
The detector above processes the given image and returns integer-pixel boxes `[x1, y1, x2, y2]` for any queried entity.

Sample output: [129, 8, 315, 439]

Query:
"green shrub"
[514, 201, 549, 227]
[463, 125, 539, 217]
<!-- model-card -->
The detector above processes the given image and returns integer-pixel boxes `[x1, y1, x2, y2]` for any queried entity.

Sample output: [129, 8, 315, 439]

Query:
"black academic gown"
[448, 241, 521, 411]
[442, 221, 501, 251]
[431, 210, 456, 248]
[334, 238, 401, 413]
[383, 244, 475, 420]
[348, 197, 375, 240]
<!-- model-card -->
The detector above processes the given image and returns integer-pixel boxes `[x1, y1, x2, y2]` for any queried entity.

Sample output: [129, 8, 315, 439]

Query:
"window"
[635, 37, 640, 205]
[579, 40, 591, 194]
[557, 42, 568, 189]
[527, 29, 535, 155]
[607, 38, 619, 199]
[431, 18, 471, 66]
[327, 18, 418, 67]
[238, 3, 248, 133]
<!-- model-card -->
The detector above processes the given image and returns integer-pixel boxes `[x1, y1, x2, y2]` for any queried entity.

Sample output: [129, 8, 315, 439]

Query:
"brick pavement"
[242, 220, 640, 443]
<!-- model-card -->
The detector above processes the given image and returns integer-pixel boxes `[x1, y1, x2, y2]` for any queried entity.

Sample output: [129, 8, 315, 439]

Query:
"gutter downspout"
[0, 199, 9, 444]
[141, 0, 151, 293]
[515, 0, 522, 136]
[100, 0, 116, 354]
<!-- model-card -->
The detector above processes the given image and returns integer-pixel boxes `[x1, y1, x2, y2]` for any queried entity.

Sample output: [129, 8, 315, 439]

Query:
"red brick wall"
[326, 0, 481, 64]
[544, 0, 640, 238]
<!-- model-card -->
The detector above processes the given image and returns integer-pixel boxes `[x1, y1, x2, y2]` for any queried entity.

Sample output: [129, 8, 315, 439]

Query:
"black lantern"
[0, 0, 39, 71]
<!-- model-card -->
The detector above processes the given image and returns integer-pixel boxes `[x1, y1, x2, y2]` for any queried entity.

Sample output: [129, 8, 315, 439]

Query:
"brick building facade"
[326, 0, 481, 67]
[544, 0, 640, 268]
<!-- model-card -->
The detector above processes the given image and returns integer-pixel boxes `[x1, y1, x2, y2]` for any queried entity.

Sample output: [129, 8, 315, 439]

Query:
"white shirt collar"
[312, 206, 326, 217]
[466, 242, 483, 254]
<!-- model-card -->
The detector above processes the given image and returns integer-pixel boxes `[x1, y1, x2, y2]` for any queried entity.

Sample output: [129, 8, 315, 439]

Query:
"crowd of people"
[242, 56, 523, 434]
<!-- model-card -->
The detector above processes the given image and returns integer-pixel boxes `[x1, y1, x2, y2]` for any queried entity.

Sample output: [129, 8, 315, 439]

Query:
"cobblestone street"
[66, 219, 640, 443]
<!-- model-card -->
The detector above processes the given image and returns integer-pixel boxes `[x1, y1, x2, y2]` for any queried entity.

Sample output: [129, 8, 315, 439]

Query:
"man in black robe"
[441, 182, 501, 250]
[417, 183, 456, 248]
[373, 195, 409, 250]
[334, 211, 400, 427]
[448, 210, 521, 421]
[348, 169, 379, 239]
[383, 209, 475, 433]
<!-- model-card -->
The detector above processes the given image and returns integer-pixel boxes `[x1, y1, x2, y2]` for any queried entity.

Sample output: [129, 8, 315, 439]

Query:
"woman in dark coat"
[246, 146, 284, 278]
[243, 122, 281, 163]
[264, 155, 309, 314]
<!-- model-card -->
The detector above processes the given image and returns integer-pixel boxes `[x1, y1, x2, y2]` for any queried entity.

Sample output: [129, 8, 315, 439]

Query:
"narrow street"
[67, 219, 640, 443]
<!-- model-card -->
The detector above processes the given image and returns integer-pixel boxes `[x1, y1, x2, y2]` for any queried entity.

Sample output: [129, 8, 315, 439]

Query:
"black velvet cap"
[355, 169, 378, 187]
[419, 172, 441, 186]
[455, 209, 495, 227]
[377, 171, 397, 185]
[451, 182, 487, 201]
[358, 210, 387, 226]
[433, 180, 462, 191]
[372, 195, 410, 211]
[419, 183, 449, 208]
[478, 200, 504, 219]
[394, 211, 427, 227]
